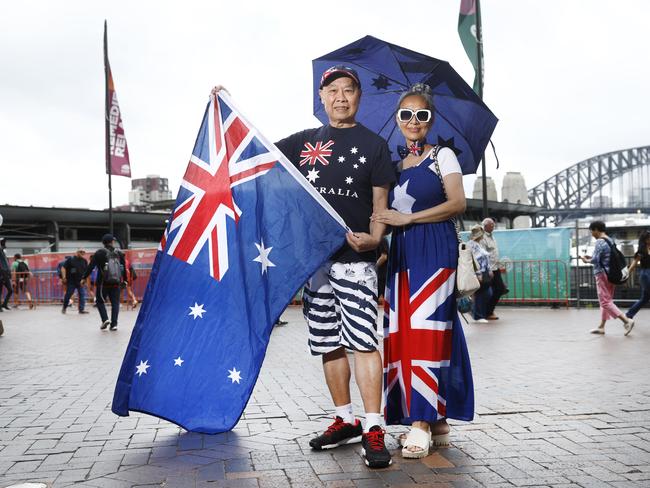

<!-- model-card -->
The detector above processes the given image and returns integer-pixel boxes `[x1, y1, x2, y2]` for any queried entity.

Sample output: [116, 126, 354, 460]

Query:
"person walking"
[580, 221, 634, 335]
[0, 238, 13, 312]
[467, 225, 492, 323]
[480, 218, 508, 320]
[625, 230, 650, 320]
[11, 253, 34, 309]
[82, 234, 126, 331]
[61, 249, 89, 314]
[371, 83, 474, 459]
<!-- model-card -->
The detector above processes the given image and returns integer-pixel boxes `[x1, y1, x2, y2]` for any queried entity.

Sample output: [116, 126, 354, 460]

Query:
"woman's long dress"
[383, 150, 474, 425]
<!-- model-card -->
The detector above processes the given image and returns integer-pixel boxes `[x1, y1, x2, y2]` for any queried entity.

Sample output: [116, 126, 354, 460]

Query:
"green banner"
[458, 0, 480, 93]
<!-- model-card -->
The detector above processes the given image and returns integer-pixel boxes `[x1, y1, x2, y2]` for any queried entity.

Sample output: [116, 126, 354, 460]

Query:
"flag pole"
[104, 20, 114, 234]
[475, 0, 488, 219]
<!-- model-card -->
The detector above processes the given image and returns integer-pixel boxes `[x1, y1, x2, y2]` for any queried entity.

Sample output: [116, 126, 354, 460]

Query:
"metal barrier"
[499, 259, 570, 306]
[6, 269, 152, 308]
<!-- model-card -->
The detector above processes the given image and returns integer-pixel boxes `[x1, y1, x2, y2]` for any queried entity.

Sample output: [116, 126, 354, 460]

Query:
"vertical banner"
[458, 0, 482, 94]
[104, 22, 131, 177]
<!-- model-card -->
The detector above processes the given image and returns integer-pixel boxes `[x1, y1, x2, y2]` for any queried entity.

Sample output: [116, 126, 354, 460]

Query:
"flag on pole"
[112, 92, 348, 433]
[458, 0, 482, 94]
[104, 21, 131, 177]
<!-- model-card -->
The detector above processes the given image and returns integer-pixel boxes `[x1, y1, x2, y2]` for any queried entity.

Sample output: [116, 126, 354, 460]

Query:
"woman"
[625, 230, 650, 320]
[372, 84, 474, 459]
[580, 220, 634, 334]
[466, 225, 492, 323]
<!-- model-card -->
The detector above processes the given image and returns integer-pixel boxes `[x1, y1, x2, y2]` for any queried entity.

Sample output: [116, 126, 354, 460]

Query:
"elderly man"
[480, 218, 508, 320]
[275, 66, 394, 468]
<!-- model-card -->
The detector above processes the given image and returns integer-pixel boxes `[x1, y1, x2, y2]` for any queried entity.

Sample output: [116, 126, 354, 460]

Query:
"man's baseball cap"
[319, 65, 361, 89]
[101, 233, 115, 244]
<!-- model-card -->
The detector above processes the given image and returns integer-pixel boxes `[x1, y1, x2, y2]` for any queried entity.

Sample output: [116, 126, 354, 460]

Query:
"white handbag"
[456, 242, 481, 298]
[431, 146, 480, 298]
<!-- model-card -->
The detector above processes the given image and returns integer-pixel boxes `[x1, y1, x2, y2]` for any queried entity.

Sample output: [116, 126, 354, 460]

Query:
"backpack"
[16, 261, 29, 274]
[602, 238, 629, 285]
[102, 249, 123, 285]
[56, 259, 69, 278]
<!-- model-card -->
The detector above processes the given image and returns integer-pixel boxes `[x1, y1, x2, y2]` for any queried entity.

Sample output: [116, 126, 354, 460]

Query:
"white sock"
[364, 413, 384, 432]
[335, 403, 355, 424]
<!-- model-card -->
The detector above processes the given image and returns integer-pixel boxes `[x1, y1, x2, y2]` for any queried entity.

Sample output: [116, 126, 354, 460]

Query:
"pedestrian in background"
[61, 249, 89, 314]
[625, 230, 650, 320]
[0, 238, 13, 311]
[467, 225, 492, 323]
[580, 221, 634, 335]
[480, 218, 508, 320]
[11, 253, 34, 309]
[82, 234, 126, 331]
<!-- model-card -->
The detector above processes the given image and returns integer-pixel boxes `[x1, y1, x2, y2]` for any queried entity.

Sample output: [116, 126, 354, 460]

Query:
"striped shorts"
[302, 261, 379, 356]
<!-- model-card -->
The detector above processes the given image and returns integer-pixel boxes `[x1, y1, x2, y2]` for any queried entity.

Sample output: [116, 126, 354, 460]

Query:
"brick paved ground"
[1, 304, 649, 487]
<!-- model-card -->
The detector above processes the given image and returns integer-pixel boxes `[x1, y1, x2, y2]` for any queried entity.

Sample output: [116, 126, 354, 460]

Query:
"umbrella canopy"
[313, 35, 498, 175]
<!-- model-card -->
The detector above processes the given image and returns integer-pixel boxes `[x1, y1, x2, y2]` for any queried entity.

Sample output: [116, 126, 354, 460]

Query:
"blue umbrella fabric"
[313, 35, 498, 175]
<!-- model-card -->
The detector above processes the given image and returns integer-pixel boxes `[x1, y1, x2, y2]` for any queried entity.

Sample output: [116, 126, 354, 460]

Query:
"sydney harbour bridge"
[528, 145, 650, 227]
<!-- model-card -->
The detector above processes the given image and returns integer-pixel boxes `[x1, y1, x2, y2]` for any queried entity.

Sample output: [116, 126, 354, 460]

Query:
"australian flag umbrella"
[313, 35, 498, 174]
[112, 92, 348, 433]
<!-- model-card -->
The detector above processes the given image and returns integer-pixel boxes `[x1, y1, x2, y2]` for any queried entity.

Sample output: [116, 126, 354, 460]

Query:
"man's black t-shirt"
[276, 124, 395, 262]
[64, 256, 88, 284]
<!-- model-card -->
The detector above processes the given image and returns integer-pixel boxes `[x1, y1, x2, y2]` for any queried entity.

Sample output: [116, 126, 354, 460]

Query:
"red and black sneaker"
[361, 425, 392, 468]
[309, 416, 363, 450]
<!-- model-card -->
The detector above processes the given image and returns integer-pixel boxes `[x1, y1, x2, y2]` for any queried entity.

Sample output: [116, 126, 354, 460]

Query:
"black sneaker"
[1, 304, 10, 311]
[100, 320, 110, 330]
[61, 307, 67, 314]
[79, 310, 89, 314]
[109, 324, 118, 331]
[361, 426, 392, 468]
[309, 416, 362, 450]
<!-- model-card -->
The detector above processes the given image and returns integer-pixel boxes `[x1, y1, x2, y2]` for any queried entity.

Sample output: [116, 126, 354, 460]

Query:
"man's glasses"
[397, 108, 432, 123]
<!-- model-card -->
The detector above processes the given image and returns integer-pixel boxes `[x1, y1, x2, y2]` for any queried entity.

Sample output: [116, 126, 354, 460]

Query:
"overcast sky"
[1, 0, 648, 210]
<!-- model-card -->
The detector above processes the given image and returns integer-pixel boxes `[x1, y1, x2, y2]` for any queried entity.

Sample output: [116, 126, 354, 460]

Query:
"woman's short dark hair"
[588, 220, 607, 232]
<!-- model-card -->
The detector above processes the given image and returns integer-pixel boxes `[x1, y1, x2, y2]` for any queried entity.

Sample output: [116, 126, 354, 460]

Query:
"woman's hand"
[371, 209, 412, 227]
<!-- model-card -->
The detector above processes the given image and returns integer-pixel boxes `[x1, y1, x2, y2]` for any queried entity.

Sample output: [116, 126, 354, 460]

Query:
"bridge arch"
[528, 145, 650, 226]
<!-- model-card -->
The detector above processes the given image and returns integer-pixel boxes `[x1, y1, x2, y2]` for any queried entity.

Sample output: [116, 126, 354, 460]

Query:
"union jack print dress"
[383, 148, 474, 425]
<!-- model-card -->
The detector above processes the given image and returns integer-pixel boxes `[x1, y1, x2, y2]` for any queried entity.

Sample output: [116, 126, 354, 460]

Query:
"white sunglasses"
[397, 108, 432, 123]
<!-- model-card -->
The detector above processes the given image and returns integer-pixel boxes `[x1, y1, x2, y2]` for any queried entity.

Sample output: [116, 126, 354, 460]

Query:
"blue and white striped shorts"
[302, 261, 379, 356]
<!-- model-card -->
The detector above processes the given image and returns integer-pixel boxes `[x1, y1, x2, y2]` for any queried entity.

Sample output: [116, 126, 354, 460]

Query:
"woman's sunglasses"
[397, 108, 432, 123]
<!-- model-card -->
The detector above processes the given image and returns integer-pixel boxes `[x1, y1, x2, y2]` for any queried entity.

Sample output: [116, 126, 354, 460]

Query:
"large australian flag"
[112, 92, 348, 433]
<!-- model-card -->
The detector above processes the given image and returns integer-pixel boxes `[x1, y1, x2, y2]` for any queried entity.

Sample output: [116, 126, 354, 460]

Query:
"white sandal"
[401, 427, 431, 459]
[431, 432, 450, 447]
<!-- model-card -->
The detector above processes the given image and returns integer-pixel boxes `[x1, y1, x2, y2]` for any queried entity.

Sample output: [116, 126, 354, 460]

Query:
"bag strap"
[430, 145, 462, 244]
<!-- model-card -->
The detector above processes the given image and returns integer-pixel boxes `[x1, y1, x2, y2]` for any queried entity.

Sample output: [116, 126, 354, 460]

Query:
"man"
[82, 234, 126, 331]
[61, 249, 89, 314]
[480, 218, 508, 320]
[273, 66, 395, 468]
[12, 253, 34, 309]
[0, 238, 12, 311]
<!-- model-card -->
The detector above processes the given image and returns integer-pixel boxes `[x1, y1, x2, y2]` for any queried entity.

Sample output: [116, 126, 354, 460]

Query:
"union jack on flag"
[299, 140, 334, 166]
[161, 95, 277, 281]
[383, 268, 456, 420]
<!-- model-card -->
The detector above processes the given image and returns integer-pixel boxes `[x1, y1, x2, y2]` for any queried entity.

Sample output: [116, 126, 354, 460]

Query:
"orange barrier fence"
[7, 270, 152, 308]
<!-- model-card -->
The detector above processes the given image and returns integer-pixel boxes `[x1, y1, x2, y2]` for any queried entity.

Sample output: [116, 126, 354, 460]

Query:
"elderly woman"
[372, 83, 474, 459]
[467, 225, 492, 323]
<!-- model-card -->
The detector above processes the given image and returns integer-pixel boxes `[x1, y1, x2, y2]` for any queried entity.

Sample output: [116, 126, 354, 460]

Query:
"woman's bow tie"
[397, 140, 425, 159]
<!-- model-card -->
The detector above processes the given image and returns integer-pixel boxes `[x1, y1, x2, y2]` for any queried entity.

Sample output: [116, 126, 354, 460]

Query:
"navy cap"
[319, 65, 361, 89]
[101, 233, 116, 244]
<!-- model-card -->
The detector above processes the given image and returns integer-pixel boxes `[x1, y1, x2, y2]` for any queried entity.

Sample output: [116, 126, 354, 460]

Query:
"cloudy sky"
[1, 0, 648, 210]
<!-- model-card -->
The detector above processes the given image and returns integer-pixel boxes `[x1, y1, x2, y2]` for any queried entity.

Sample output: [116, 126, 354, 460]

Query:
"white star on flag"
[338, 156, 345, 163]
[253, 239, 275, 274]
[174, 357, 184, 367]
[345, 176, 353, 185]
[350, 147, 358, 154]
[392, 179, 417, 213]
[135, 360, 150, 377]
[353, 164, 359, 169]
[228, 367, 242, 384]
[188, 302, 206, 319]
[359, 156, 367, 163]
[306, 168, 320, 183]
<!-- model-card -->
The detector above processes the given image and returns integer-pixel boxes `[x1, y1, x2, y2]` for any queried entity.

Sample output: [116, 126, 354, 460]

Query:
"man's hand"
[371, 209, 412, 227]
[346, 232, 380, 253]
